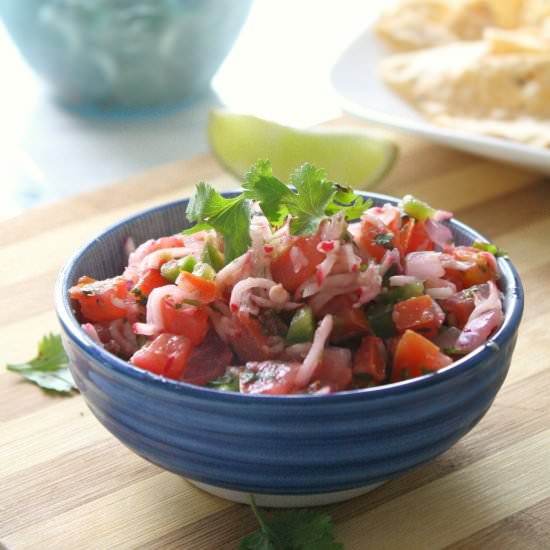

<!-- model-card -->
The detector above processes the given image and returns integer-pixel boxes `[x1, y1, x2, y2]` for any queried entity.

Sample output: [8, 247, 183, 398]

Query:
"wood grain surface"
[1, 121, 550, 550]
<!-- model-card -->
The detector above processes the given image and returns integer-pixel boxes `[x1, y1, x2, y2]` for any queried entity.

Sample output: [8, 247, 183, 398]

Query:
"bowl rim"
[56, 189, 524, 403]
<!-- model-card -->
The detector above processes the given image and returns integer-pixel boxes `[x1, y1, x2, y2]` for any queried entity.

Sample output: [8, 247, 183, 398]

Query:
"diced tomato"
[391, 329, 452, 382]
[131, 269, 167, 301]
[445, 246, 499, 289]
[353, 336, 387, 383]
[240, 361, 301, 395]
[130, 333, 191, 380]
[182, 330, 233, 385]
[311, 347, 353, 391]
[392, 294, 444, 339]
[176, 271, 218, 304]
[70, 276, 129, 323]
[399, 219, 435, 256]
[160, 298, 209, 346]
[357, 218, 394, 262]
[318, 295, 370, 342]
[230, 312, 272, 363]
[439, 289, 476, 329]
[270, 235, 325, 292]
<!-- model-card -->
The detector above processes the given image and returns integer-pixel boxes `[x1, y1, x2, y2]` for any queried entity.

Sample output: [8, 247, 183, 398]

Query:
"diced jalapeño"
[286, 306, 315, 345]
[400, 195, 435, 221]
[366, 302, 397, 338]
[202, 241, 225, 272]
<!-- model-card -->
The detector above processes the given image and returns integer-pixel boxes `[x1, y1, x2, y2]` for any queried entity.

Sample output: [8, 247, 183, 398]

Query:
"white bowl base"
[187, 479, 386, 508]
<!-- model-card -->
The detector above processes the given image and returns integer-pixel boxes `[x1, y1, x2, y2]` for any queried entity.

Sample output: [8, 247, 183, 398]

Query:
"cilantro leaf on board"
[240, 495, 343, 550]
[185, 182, 252, 262]
[7, 333, 77, 394]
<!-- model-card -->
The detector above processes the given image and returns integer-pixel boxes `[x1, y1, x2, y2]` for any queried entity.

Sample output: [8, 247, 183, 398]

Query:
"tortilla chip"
[380, 39, 550, 146]
[376, 0, 546, 50]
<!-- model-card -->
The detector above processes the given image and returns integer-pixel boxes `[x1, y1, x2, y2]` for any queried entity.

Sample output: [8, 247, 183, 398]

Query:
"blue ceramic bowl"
[1, 0, 252, 114]
[55, 191, 524, 507]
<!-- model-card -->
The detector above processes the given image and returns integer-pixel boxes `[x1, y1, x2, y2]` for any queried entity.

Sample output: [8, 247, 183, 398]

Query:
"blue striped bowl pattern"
[55, 192, 524, 500]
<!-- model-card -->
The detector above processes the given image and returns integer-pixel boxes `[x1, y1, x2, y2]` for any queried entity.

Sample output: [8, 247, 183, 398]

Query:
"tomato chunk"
[240, 361, 301, 395]
[271, 236, 325, 292]
[229, 312, 272, 363]
[130, 333, 191, 380]
[445, 246, 499, 289]
[391, 330, 452, 382]
[357, 218, 394, 262]
[439, 289, 476, 329]
[353, 335, 387, 383]
[131, 269, 167, 301]
[399, 219, 435, 256]
[176, 271, 218, 304]
[392, 294, 444, 339]
[70, 276, 129, 323]
[161, 298, 209, 346]
[183, 330, 233, 385]
[318, 295, 370, 342]
[312, 347, 353, 391]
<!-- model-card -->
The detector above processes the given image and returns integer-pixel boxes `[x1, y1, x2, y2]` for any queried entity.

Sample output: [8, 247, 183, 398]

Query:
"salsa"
[70, 162, 504, 395]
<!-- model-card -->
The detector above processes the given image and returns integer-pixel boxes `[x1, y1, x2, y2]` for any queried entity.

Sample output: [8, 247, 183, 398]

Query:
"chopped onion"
[389, 275, 420, 287]
[433, 326, 461, 350]
[379, 248, 401, 277]
[440, 254, 475, 271]
[146, 285, 188, 332]
[216, 251, 252, 293]
[141, 247, 192, 271]
[289, 246, 309, 274]
[424, 218, 453, 249]
[355, 263, 382, 307]
[316, 247, 340, 285]
[230, 277, 276, 312]
[82, 323, 101, 343]
[295, 315, 333, 388]
[426, 287, 454, 299]
[405, 251, 444, 280]
[133, 322, 156, 336]
[455, 281, 503, 353]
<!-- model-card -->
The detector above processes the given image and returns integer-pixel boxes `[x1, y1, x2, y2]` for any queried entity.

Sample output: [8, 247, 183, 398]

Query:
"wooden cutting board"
[2, 124, 550, 550]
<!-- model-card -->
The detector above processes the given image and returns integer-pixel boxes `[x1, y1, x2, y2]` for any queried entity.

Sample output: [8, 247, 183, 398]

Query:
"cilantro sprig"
[240, 495, 343, 550]
[7, 333, 78, 394]
[185, 160, 370, 263]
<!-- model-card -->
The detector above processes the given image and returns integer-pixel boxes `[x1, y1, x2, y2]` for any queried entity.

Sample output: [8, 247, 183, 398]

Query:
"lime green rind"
[207, 110, 398, 189]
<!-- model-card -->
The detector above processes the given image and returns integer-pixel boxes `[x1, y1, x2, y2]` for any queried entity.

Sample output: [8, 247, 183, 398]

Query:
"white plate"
[330, 28, 550, 174]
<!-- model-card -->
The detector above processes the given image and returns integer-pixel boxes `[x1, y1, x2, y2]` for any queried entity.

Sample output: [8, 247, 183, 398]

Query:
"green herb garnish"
[472, 240, 508, 257]
[240, 495, 343, 550]
[373, 232, 393, 249]
[187, 160, 370, 263]
[7, 333, 77, 394]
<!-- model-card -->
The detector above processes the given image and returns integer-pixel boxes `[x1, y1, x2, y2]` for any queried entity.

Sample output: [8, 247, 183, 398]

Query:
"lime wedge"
[207, 110, 398, 188]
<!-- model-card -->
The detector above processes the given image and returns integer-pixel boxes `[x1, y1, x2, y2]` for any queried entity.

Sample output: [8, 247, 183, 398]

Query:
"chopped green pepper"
[286, 306, 315, 345]
[160, 260, 180, 282]
[400, 195, 436, 221]
[366, 302, 397, 338]
[388, 282, 425, 303]
[207, 367, 241, 392]
[192, 262, 216, 281]
[178, 255, 197, 273]
[201, 240, 225, 271]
